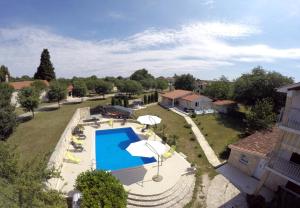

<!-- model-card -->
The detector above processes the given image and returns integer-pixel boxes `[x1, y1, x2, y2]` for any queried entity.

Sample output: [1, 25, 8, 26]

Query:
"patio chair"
[75, 133, 86, 140]
[72, 136, 84, 145]
[109, 119, 114, 127]
[65, 151, 80, 164]
[162, 145, 176, 160]
[70, 141, 84, 152]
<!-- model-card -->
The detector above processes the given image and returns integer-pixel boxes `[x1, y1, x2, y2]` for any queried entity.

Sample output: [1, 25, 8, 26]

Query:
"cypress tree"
[111, 97, 116, 106]
[34, 49, 56, 81]
[154, 91, 159, 102]
[143, 95, 148, 104]
[148, 95, 151, 104]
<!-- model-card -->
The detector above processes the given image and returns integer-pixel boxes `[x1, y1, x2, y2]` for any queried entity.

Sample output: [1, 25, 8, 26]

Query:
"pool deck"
[48, 120, 192, 196]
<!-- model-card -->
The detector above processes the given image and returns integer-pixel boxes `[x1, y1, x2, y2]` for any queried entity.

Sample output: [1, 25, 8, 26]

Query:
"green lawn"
[8, 99, 110, 163]
[193, 113, 246, 160]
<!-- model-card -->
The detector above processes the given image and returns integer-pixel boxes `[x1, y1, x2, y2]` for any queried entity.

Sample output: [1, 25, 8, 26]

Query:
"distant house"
[194, 79, 209, 94]
[67, 84, 74, 97]
[9, 80, 49, 106]
[228, 128, 280, 180]
[213, 100, 237, 114]
[160, 89, 212, 111]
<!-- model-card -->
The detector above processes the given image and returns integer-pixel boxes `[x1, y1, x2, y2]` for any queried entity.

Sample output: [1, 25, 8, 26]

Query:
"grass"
[8, 99, 110, 163]
[14, 107, 25, 116]
[193, 113, 246, 160]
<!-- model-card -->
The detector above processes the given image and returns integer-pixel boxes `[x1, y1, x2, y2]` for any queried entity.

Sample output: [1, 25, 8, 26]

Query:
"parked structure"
[213, 100, 238, 114]
[228, 128, 280, 180]
[160, 89, 212, 111]
[255, 82, 300, 200]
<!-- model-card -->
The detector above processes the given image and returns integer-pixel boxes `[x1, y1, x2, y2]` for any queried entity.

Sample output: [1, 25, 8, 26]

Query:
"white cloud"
[0, 22, 299, 78]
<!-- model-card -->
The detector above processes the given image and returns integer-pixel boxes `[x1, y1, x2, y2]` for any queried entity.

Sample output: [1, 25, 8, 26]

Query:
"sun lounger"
[162, 145, 176, 159]
[65, 151, 80, 163]
[70, 141, 84, 152]
[109, 119, 114, 127]
[72, 136, 84, 145]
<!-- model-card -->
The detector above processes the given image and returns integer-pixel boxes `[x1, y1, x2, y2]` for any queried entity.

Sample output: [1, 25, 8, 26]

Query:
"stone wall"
[48, 107, 90, 170]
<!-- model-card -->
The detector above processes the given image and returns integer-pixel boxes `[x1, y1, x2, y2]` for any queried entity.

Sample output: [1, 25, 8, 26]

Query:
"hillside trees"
[174, 74, 196, 90]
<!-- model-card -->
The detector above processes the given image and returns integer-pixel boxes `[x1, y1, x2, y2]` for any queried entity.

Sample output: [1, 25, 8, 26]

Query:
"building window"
[239, 154, 248, 165]
[195, 102, 198, 107]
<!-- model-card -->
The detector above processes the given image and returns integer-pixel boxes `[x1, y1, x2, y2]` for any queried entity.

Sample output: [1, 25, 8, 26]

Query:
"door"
[253, 159, 267, 179]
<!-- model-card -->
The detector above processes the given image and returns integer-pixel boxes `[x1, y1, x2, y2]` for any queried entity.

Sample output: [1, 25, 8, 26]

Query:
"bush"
[190, 137, 196, 141]
[198, 153, 202, 158]
[219, 146, 231, 160]
[75, 170, 127, 208]
[184, 124, 192, 128]
[167, 135, 178, 146]
[191, 113, 196, 118]
[246, 194, 266, 208]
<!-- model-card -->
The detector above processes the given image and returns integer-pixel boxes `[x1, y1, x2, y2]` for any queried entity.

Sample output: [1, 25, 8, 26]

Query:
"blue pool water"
[95, 127, 156, 171]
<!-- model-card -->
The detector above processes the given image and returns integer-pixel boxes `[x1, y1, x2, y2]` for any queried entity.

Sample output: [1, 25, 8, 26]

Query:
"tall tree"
[18, 87, 40, 118]
[47, 81, 67, 107]
[72, 80, 87, 100]
[130, 69, 156, 90]
[0, 65, 10, 82]
[34, 49, 56, 81]
[117, 80, 143, 96]
[155, 78, 168, 91]
[233, 67, 293, 111]
[245, 98, 276, 133]
[95, 80, 113, 98]
[31, 80, 48, 94]
[174, 74, 196, 91]
[0, 83, 16, 140]
[203, 76, 232, 100]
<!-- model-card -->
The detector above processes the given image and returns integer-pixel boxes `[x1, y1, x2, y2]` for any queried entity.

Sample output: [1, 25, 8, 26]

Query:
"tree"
[174, 74, 196, 90]
[203, 76, 232, 99]
[0, 65, 10, 82]
[154, 91, 159, 102]
[123, 96, 129, 107]
[95, 80, 113, 98]
[75, 170, 127, 208]
[130, 69, 156, 90]
[72, 80, 87, 100]
[155, 78, 168, 91]
[233, 67, 293, 111]
[245, 98, 276, 133]
[111, 97, 116, 106]
[147, 94, 151, 103]
[144, 95, 148, 104]
[31, 80, 48, 94]
[0, 143, 66, 207]
[118, 80, 143, 96]
[0, 83, 16, 140]
[18, 87, 40, 118]
[47, 81, 67, 107]
[34, 49, 56, 81]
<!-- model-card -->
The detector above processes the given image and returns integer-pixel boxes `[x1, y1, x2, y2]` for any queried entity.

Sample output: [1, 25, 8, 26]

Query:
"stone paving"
[170, 108, 221, 167]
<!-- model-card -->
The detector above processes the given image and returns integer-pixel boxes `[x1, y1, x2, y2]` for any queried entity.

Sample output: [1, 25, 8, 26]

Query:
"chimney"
[5, 74, 9, 83]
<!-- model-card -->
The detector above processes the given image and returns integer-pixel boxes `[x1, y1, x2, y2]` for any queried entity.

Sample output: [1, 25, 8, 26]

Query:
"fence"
[47, 107, 90, 170]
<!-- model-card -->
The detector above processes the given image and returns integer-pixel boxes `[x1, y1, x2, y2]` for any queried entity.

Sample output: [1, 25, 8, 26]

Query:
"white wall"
[11, 90, 48, 107]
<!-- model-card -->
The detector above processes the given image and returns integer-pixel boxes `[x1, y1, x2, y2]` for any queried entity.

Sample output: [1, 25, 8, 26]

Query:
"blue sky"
[0, 0, 300, 81]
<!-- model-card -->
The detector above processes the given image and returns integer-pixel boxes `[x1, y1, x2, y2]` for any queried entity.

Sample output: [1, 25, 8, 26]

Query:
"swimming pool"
[95, 127, 156, 171]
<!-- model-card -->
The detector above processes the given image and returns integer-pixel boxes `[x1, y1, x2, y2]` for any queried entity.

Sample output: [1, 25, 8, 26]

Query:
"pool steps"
[127, 173, 195, 208]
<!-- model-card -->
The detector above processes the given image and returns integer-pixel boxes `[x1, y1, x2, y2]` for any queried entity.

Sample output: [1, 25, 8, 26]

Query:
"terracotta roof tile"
[213, 100, 236, 105]
[181, 94, 203, 102]
[229, 127, 281, 157]
[161, 90, 192, 99]
[9, 80, 49, 90]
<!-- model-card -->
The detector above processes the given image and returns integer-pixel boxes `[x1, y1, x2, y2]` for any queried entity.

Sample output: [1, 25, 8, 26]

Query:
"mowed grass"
[8, 99, 110, 163]
[134, 105, 215, 176]
[193, 113, 246, 160]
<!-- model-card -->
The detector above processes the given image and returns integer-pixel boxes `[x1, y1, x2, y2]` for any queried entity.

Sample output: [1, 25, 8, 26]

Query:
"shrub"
[219, 146, 231, 160]
[167, 135, 178, 146]
[205, 133, 208, 137]
[246, 194, 266, 208]
[191, 113, 196, 118]
[190, 137, 196, 141]
[184, 124, 192, 128]
[75, 170, 127, 208]
[198, 153, 202, 158]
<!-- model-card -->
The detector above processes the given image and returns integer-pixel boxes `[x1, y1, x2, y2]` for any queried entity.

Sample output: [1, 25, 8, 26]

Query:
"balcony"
[266, 156, 300, 186]
[278, 107, 300, 135]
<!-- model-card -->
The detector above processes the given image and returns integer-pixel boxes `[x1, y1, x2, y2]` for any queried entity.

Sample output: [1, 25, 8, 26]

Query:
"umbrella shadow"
[118, 139, 133, 149]
[112, 166, 148, 186]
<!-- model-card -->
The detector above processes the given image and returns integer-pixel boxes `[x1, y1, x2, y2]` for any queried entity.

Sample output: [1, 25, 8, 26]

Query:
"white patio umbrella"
[137, 115, 161, 126]
[126, 140, 167, 182]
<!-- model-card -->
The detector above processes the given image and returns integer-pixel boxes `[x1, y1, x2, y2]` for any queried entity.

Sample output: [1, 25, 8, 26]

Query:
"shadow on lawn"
[214, 113, 247, 138]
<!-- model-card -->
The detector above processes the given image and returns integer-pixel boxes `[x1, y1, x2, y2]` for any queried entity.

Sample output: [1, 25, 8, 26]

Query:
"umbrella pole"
[152, 155, 163, 182]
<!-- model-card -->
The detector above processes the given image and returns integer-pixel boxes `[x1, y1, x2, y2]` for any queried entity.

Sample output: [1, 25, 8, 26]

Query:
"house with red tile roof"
[160, 89, 212, 111]
[228, 127, 280, 180]
[213, 100, 238, 114]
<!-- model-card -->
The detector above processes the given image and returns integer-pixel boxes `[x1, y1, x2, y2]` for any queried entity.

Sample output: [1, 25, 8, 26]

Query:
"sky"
[0, 0, 300, 81]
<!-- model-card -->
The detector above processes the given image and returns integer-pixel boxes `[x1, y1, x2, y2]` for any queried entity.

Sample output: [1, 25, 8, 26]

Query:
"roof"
[180, 93, 204, 102]
[213, 100, 237, 106]
[161, 90, 192, 99]
[229, 127, 281, 158]
[9, 80, 49, 90]
[277, 82, 300, 93]
[67, 84, 73, 92]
